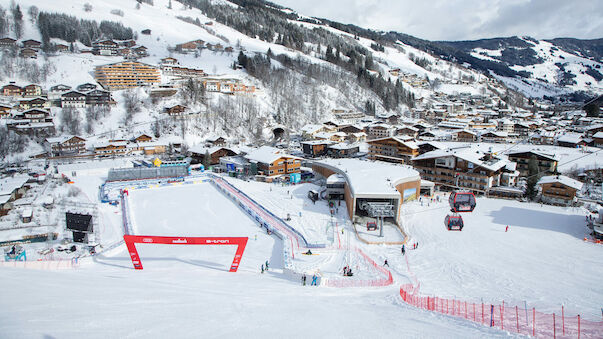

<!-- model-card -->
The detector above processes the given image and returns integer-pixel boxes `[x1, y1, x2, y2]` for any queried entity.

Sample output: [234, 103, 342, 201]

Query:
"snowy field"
[128, 183, 279, 272]
[382, 197, 603, 320]
[0, 179, 517, 339]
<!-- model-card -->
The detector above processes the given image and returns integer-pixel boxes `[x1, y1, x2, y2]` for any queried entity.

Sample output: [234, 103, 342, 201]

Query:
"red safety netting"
[324, 248, 393, 288]
[399, 284, 603, 338]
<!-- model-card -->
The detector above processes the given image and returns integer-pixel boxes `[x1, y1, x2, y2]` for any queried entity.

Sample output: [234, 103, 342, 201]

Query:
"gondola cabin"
[367, 221, 378, 231]
[445, 215, 464, 231]
[449, 191, 476, 213]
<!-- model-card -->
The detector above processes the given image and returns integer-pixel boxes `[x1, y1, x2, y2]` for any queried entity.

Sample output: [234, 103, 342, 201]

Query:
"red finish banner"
[123, 235, 248, 272]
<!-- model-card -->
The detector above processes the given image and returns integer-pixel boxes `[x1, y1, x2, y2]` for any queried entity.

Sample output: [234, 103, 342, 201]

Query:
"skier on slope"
[383, 259, 389, 267]
[265, 260, 269, 270]
[505, 225, 509, 232]
[401, 245, 405, 255]
[311, 274, 318, 286]
[261, 264, 264, 274]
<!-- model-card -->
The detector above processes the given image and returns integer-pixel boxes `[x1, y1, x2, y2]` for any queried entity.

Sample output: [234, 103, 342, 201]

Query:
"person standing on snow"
[383, 259, 389, 267]
[261, 264, 264, 274]
[302, 274, 307, 286]
[401, 245, 405, 255]
[505, 225, 509, 232]
[265, 260, 269, 270]
[311, 274, 318, 286]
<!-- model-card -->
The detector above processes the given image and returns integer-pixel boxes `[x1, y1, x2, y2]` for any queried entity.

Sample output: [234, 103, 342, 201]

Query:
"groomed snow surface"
[1, 179, 602, 338]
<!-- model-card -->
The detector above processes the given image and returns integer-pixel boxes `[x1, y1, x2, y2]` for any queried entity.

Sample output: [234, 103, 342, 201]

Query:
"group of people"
[342, 266, 353, 276]
[301, 274, 318, 286]
[261, 260, 270, 273]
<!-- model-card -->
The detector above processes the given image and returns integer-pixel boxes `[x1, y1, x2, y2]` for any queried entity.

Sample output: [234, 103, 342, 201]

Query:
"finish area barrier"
[123, 235, 248, 272]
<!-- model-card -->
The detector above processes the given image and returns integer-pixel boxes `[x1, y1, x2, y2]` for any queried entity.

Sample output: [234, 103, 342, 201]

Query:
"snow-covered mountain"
[0, 0, 601, 148]
[442, 36, 603, 98]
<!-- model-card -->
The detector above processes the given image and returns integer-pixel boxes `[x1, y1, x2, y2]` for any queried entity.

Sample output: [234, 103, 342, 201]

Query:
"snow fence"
[399, 284, 603, 338]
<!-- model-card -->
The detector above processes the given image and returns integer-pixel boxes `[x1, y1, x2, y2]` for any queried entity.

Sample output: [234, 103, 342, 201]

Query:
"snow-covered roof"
[328, 142, 359, 150]
[301, 124, 325, 134]
[507, 150, 558, 161]
[244, 146, 301, 165]
[368, 136, 419, 150]
[414, 148, 510, 172]
[592, 131, 603, 139]
[538, 175, 583, 191]
[417, 141, 447, 150]
[189, 144, 236, 155]
[0, 174, 29, 196]
[314, 158, 420, 197]
[556, 133, 583, 144]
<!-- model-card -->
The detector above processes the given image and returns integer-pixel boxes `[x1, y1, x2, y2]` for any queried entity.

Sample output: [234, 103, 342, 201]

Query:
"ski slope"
[388, 196, 603, 320]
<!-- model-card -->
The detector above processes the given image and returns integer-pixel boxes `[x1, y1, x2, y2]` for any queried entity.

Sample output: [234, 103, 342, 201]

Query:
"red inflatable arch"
[124, 235, 248, 272]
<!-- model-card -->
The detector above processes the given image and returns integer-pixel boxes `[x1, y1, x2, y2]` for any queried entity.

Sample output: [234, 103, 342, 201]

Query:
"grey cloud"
[271, 0, 603, 41]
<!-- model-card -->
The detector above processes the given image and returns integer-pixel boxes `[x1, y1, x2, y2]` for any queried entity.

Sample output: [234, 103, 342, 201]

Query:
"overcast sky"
[271, 0, 603, 41]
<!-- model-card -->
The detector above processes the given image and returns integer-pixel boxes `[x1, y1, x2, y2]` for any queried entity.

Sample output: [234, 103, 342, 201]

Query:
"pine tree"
[203, 150, 211, 169]
[525, 155, 540, 200]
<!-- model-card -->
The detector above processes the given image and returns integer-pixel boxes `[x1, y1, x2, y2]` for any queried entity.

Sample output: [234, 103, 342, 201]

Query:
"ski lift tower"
[365, 202, 395, 237]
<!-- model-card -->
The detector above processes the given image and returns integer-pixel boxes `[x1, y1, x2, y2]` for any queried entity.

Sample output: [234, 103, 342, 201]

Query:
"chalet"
[118, 47, 132, 57]
[85, 89, 113, 106]
[368, 136, 419, 164]
[0, 174, 30, 216]
[300, 140, 333, 158]
[327, 143, 360, 158]
[177, 41, 201, 52]
[0, 104, 11, 118]
[7, 109, 54, 135]
[189, 145, 238, 165]
[0, 37, 16, 47]
[366, 123, 395, 139]
[537, 175, 583, 206]
[556, 133, 585, 148]
[45, 135, 87, 156]
[507, 151, 558, 177]
[592, 131, 603, 147]
[164, 104, 188, 116]
[120, 40, 136, 47]
[20, 108, 52, 122]
[1, 84, 22, 96]
[161, 57, 178, 65]
[338, 124, 363, 134]
[453, 130, 478, 142]
[23, 84, 42, 97]
[347, 132, 367, 143]
[301, 124, 335, 140]
[132, 134, 153, 143]
[22, 39, 41, 49]
[396, 125, 419, 138]
[92, 39, 119, 56]
[244, 146, 302, 177]
[513, 122, 531, 137]
[48, 84, 71, 101]
[412, 148, 516, 192]
[94, 140, 128, 157]
[54, 44, 69, 52]
[480, 131, 508, 143]
[133, 46, 148, 57]
[206, 136, 226, 147]
[77, 83, 97, 92]
[139, 142, 167, 155]
[18, 97, 49, 110]
[584, 124, 603, 137]
[19, 48, 37, 58]
[61, 91, 87, 108]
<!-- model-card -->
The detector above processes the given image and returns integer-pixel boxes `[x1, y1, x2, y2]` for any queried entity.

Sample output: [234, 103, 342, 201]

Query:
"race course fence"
[323, 247, 393, 288]
[399, 284, 603, 338]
